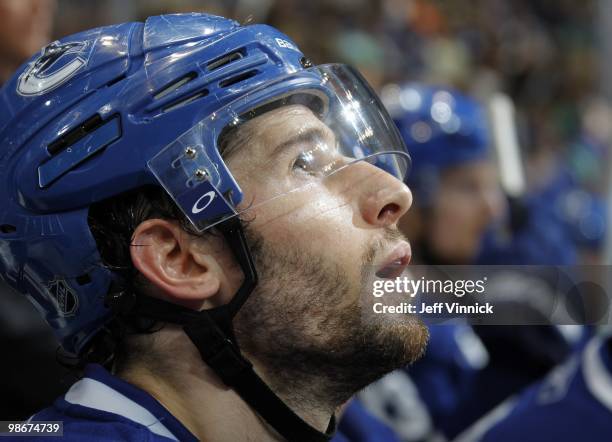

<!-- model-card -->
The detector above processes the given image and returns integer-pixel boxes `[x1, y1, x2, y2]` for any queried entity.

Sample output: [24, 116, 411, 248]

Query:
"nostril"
[378, 203, 400, 222]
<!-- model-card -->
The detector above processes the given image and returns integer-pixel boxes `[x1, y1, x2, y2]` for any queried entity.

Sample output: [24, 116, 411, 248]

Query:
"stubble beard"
[233, 226, 429, 409]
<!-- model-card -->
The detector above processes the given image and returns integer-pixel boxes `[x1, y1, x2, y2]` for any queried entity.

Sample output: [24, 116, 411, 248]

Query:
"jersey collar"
[63, 364, 198, 441]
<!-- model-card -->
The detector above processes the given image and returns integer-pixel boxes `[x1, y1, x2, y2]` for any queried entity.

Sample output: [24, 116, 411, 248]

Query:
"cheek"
[250, 184, 368, 266]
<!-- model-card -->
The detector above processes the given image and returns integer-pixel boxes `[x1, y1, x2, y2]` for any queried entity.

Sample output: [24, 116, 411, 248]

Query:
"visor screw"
[194, 169, 208, 181]
[184, 146, 197, 159]
[300, 57, 313, 68]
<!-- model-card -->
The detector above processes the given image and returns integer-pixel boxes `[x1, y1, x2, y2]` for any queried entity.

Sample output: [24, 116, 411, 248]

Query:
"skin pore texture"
[123, 105, 429, 441]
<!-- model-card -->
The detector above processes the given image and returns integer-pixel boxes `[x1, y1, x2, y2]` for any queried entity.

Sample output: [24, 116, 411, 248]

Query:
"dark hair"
[84, 186, 197, 370]
[88, 185, 196, 281]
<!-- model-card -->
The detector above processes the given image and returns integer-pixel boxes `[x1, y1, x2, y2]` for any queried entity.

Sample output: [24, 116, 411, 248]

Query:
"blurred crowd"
[1, 0, 612, 440]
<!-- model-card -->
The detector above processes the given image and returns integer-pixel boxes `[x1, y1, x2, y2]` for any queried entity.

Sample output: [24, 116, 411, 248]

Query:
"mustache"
[362, 227, 407, 268]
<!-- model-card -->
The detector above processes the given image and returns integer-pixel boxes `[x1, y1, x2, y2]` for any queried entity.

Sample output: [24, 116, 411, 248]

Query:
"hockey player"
[0, 13, 428, 442]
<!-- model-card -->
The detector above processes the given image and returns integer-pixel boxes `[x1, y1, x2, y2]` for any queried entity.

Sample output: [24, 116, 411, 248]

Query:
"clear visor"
[148, 64, 411, 231]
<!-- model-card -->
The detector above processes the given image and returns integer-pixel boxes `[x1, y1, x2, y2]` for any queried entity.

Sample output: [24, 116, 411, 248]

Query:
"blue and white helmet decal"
[17, 40, 90, 96]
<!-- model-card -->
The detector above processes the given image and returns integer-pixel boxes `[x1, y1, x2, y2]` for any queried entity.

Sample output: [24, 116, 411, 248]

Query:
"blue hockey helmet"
[0, 14, 409, 357]
[389, 84, 490, 203]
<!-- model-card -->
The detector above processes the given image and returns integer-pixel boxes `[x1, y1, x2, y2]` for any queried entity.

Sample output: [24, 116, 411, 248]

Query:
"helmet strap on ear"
[105, 217, 335, 442]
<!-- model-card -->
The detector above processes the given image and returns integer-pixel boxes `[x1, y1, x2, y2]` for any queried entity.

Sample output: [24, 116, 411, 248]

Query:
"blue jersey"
[333, 399, 402, 442]
[457, 335, 612, 442]
[10, 364, 197, 441]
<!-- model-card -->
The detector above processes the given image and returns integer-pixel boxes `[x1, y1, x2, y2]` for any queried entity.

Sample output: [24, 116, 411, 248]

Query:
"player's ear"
[130, 219, 221, 310]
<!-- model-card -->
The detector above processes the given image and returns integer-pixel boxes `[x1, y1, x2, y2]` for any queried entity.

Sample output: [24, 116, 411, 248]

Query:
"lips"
[375, 241, 412, 279]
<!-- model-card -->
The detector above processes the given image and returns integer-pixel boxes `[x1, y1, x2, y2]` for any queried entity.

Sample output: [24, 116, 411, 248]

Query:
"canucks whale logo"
[17, 40, 88, 96]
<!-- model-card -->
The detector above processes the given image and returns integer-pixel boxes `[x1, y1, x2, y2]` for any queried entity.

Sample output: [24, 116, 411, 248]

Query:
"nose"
[351, 162, 413, 228]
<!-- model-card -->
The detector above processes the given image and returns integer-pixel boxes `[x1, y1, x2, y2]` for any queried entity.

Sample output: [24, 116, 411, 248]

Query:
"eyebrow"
[270, 127, 333, 158]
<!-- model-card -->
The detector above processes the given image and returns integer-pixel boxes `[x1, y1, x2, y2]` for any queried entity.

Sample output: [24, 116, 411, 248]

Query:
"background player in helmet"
[393, 84, 506, 265]
[0, 13, 428, 442]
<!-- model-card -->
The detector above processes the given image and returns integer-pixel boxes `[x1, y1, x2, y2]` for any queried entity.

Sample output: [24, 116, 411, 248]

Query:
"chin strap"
[106, 218, 335, 442]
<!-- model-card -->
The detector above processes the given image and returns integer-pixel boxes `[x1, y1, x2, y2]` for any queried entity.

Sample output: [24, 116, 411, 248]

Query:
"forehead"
[249, 104, 322, 135]
[222, 104, 327, 158]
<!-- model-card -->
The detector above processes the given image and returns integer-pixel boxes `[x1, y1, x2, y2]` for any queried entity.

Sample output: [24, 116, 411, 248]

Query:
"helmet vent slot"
[219, 70, 257, 88]
[153, 72, 197, 100]
[47, 114, 104, 156]
[38, 116, 122, 188]
[207, 49, 245, 71]
[162, 89, 210, 113]
[0, 224, 16, 234]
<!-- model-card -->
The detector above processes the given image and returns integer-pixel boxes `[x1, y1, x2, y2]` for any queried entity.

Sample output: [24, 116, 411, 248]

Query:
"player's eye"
[292, 151, 315, 172]
[291, 141, 340, 176]
[291, 148, 328, 175]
